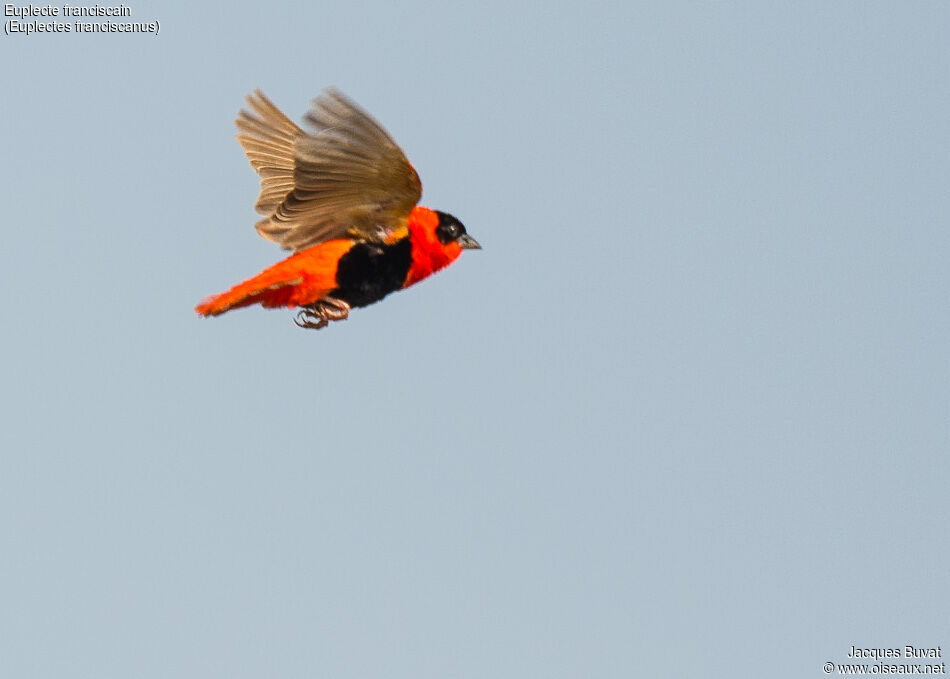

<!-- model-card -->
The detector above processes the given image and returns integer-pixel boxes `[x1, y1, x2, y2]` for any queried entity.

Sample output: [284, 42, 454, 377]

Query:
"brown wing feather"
[235, 88, 422, 251]
[235, 91, 303, 217]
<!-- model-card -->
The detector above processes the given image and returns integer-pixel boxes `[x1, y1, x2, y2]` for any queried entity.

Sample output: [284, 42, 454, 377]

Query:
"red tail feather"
[195, 239, 355, 316]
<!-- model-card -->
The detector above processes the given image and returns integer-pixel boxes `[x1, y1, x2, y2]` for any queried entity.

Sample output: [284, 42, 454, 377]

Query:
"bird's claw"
[293, 297, 350, 331]
[293, 311, 329, 330]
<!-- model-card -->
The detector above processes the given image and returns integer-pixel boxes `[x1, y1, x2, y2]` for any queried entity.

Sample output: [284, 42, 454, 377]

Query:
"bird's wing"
[235, 88, 422, 252]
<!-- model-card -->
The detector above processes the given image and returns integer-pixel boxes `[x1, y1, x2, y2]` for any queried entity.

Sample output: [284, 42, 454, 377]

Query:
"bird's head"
[403, 207, 480, 287]
[433, 210, 481, 252]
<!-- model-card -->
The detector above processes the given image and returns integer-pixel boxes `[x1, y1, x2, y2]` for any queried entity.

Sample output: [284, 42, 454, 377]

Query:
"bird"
[195, 88, 480, 330]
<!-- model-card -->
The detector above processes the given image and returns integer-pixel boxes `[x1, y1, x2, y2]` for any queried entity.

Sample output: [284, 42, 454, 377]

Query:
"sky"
[1, 2, 948, 677]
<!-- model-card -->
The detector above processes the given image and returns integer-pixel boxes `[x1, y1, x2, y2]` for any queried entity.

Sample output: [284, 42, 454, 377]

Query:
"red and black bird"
[195, 88, 480, 330]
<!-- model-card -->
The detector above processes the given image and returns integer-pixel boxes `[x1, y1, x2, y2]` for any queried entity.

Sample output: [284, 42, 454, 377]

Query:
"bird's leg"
[293, 311, 328, 331]
[320, 297, 351, 321]
[293, 297, 351, 330]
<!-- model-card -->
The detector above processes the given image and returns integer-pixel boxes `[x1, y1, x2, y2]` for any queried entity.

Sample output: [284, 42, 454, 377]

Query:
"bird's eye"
[434, 211, 467, 245]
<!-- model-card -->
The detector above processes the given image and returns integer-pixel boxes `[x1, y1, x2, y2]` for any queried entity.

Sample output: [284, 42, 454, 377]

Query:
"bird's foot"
[294, 297, 351, 330]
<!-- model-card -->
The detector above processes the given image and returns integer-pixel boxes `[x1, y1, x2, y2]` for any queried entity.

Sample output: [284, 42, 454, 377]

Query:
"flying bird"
[195, 88, 480, 330]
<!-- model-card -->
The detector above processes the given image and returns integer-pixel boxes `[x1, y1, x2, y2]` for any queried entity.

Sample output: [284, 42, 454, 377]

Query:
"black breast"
[331, 238, 413, 308]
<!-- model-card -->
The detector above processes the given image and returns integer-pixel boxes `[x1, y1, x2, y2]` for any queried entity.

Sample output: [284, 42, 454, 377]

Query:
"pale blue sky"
[1, 2, 948, 677]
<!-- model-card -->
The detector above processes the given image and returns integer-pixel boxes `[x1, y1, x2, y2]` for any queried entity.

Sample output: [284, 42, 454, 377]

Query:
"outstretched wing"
[235, 88, 423, 252]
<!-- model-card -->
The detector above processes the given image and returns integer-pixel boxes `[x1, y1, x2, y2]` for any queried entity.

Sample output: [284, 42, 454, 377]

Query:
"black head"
[434, 211, 481, 249]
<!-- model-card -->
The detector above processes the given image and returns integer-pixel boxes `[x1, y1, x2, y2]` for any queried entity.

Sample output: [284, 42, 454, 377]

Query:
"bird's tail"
[195, 240, 354, 316]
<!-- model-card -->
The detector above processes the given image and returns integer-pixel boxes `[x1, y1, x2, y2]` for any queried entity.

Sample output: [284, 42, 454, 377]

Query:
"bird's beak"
[458, 234, 482, 250]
